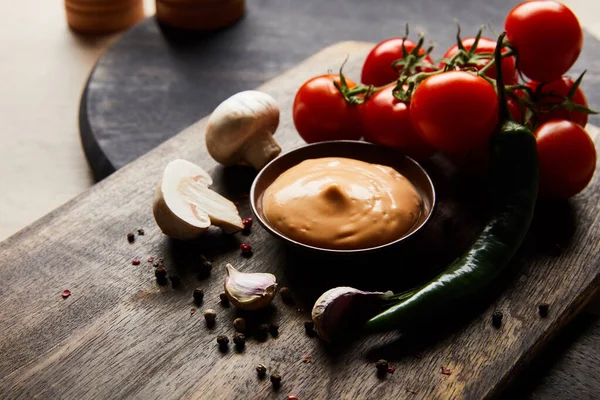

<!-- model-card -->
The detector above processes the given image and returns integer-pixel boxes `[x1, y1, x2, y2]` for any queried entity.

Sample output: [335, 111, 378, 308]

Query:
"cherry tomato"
[535, 120, 596, 199]
[292, 74, 362, 143]
[507, 89, 527, 125]
[527, 77, 589, 127]
[410, 71, 498, 153]
[441, 36, 518, 85]
[361, 38, 435, 86]
[505, 0, 583, 82]
[360, 86, 435, 160]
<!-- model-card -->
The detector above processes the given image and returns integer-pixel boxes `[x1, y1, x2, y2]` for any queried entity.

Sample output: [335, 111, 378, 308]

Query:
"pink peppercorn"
[240, 243, 252, 254]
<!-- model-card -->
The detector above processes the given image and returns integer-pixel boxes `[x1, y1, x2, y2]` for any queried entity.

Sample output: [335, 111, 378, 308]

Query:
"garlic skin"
[224, 264, 277, 310]
[312, 287, 392, 342]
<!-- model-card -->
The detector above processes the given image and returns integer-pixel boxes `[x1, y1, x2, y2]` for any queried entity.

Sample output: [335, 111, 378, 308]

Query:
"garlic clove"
[312, 287, 392, 342]
[152, 159, 243, 239]
[205, 90, 281, 170]
[224, 263, 277, 310]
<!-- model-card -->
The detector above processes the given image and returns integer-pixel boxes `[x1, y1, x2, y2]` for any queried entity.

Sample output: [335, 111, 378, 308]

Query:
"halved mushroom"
[205, 90, 281, 170]
[152, 159, 244, 239]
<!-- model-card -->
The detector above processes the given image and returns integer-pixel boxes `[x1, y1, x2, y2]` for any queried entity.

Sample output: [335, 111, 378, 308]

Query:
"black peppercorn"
[169, 275, 181, 288]
[269, 322, 279, 337]
[233, 332, 246, 350]
[193, 288, 204, 305]
[538, 303, 550, 318]
[376, 359, 389, 375]
[492, 311, 503, 328]
[256, 324, 269, 341]
[127, 232, 135, 243]
[197, 260, 212, 280]
[219, 293, 230, 307]
[280, 287, 294, 304]
[233, 317, 246, 332]
[270, 373, 282, 389]
[256, 364, 267, 378]
[137, 228, 145, 236]
[155, 266, 168, 285]
[217, 335, 229, 351]
[304, 321, 316, 337]
[203, 309, 217, 327]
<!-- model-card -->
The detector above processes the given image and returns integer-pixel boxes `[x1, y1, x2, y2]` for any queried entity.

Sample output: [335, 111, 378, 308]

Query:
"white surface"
[0, 0, 597, 242]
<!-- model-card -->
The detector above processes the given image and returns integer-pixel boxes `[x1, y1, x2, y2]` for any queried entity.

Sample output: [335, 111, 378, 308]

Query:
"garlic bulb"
[312, 286, 392, 342]
[224, 264, 277, 310]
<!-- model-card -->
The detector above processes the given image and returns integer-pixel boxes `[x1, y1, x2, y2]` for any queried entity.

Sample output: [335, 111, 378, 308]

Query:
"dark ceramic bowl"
[250, 140, 436, 255]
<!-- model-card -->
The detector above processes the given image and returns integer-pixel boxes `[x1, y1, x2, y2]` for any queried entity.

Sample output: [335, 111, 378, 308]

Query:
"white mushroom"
[205, 90, 281, 170]
[152, 159, 244, 239]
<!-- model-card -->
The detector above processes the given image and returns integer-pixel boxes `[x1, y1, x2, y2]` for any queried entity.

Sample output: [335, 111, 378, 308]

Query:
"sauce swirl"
[262, 157, 422, 249]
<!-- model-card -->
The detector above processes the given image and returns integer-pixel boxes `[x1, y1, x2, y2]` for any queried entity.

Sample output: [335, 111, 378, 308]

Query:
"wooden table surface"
[1, 41, 599, 400]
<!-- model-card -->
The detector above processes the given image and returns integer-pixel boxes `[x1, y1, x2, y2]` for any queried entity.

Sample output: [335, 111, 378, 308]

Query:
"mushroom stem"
[243, 130, 282, 170]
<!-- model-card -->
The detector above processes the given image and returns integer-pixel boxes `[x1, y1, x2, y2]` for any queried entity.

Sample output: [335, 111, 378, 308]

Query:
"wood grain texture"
[79, 0, 600, 180]
[1, 41, 600, 400]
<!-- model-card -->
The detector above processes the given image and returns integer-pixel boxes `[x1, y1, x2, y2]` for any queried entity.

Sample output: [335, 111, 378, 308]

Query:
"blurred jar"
[65, 0, 145, 34]
[156, 0, 245, 31]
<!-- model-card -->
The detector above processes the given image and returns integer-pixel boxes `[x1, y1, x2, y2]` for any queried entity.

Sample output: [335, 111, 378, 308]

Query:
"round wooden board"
[79, 0, 600, 181]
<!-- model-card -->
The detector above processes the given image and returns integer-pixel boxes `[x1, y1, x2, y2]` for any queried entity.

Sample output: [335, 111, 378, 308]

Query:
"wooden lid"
[156, 0, 245, 31]
[65, 0, 145, 34]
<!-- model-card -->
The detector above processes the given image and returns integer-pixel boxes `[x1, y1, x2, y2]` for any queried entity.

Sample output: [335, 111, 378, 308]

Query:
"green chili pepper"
[366, 32, 539, 332]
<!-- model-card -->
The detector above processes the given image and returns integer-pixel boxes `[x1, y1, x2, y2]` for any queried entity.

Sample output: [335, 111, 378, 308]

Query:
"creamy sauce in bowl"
[262, 157, 422, 250]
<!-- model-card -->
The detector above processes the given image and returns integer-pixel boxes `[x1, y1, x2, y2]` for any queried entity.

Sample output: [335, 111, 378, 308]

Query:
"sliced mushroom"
[152, 159, 244, 239]
[205, 90, 281, 170]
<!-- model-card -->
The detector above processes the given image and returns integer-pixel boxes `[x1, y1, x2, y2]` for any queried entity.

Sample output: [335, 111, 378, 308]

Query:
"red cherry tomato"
[527, 77, 589, 127]
[505, 0, 583, 82]
[507, 89, 527, 124]
[361, 38, 435, 86]
[535, 120, 596, 199]
[441, 36, 518, 85]
[410, 71, 498, 153]
[360, 86, 435, 160]
[292, 74, 362, 143]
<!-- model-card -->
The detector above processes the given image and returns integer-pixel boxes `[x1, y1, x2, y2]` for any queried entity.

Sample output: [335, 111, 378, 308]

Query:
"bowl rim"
[249, 140, 437, 254]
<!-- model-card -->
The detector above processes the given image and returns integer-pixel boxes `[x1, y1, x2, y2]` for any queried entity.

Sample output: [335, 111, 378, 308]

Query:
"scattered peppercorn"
[169, 275, 181, 288]
[441, 366, 452, 376]
[288, 396, 299, 400]
[256, 324, 269, 341]
[233, 317, 246, 332]
[304, 321, 316, 337]
[127, 232, 135, 243]
[242, 217, 253, 234]
[492, 311, 503, 328]
[137, 228, 145, 236]
[269, 322, 279, 337]
[538, 303, 550, 318]
[240, 243, 252, 256]
[132, 257, 141, 265]
[280, 287, 294, 304]
[204, 309, 217, 326]
[147, 257, 154, 263]
[270, 373, 282, 389]
[193, 288, 204, 305]
[61, 289, 72, 299]
[233, 332, 246, 350]
[387, 365, 396, 374]
[256, 364, 267, 378]
[219, 293, 230, 307]
[376, 359, 389, 375]
[217, 335, 229, 351]
[155, 266, 168, 285]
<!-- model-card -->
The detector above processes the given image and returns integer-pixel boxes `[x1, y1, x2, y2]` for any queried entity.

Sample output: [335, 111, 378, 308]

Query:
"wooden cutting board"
[1, 41, 599, 400]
